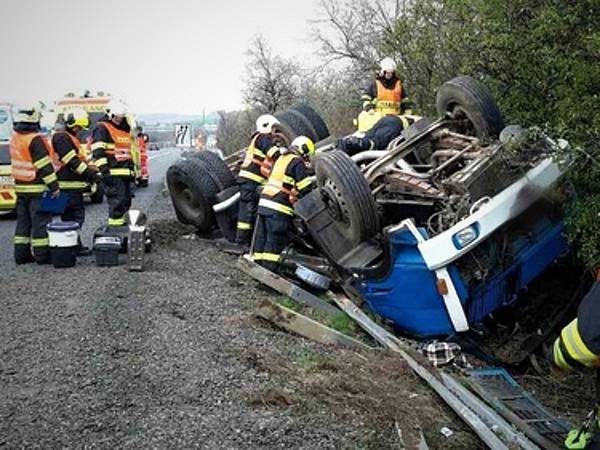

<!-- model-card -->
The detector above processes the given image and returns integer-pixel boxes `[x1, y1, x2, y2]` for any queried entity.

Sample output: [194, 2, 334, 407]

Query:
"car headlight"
[452, 224, 480, 249]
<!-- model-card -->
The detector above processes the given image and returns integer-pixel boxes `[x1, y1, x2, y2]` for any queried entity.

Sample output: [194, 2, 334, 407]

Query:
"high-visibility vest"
[375, 79, 403, 115]
[260, 145, 282, 178]
[259, 153, 301, 216]
[239, 134, 267, 184]
[9, 132, 54, 181]
[100, 122, 132, 161]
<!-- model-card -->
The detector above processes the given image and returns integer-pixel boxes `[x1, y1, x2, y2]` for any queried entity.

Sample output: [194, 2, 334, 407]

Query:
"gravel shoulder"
[0, 186, 479, 449]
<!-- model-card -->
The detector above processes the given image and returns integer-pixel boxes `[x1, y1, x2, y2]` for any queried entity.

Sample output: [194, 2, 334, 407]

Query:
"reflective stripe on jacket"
[239, 134, 268, 184]
[92, 120, 134, 178]
[51, 131, 92, 191]
[99, 122, 132, 162]
[10, 132, 43, 181]
[10, 131, 58, 195]
[375, 78, 403, 115]
[258, 152, 312, 216]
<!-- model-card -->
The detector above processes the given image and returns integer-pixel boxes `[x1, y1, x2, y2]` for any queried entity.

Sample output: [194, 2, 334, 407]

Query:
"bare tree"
[242, 35, 300, 113]
[216, 109, 259, 156]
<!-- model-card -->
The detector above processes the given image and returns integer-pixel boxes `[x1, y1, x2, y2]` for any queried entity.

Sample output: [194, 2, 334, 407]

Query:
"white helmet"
[12, 105, 41, 124]
[105, 99, 129, 117]
[255, 114, 279, 134]
[379, 57, 396, 75]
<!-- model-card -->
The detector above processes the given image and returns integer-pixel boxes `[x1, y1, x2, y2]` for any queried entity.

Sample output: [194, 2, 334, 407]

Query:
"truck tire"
[291, 104, 330, 141]
[166, 158, 219, 231]
[89, 182, 104, 204]
[275, 110, 318, 143]
[189, 151, 235, 189]
[314, 150, 379, 244]
[436, 75, 504, 140]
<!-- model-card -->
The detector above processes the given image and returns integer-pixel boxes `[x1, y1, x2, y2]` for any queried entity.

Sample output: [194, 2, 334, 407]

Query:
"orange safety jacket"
[10, 131, 59, 195]
[375, 78, 403, 115]
[10, 132, 42, 182]
[101, 122, 132, 162]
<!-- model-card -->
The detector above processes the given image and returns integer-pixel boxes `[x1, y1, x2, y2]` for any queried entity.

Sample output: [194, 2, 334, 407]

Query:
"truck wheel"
[166, 158, 219, 231]
[275, 110, 318, 143]
[190, 151, 235, 189]
[89, 182, 104, 204]
[315, 150, 379, 244]
[291, 104, 330, 141]
[436, 75, 504, 140]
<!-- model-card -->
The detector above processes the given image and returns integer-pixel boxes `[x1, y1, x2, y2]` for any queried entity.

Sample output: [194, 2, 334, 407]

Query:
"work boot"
[217, 238, 248, 256]
[14, 249, 35, 265]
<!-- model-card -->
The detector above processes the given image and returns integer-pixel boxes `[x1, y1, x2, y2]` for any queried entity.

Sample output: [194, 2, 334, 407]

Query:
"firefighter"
[235, 114, 280, 249]
[552, 280, 600, 449]
[252, 136, 315, 272]
[10, 106, 59, 264]
[135, 126, 150, 186]
[91, 100, 134, 228]
[339, 58, 415, 155]
[360, 57, 411, 116]
[51, 108, 101, 253]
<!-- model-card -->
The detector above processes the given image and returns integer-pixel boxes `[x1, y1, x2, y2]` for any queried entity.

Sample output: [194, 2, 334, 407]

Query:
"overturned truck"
[167, 76, 569, 339]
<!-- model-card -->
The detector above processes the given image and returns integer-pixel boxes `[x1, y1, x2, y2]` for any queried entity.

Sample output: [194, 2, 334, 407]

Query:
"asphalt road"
[0, 147, 181, 266]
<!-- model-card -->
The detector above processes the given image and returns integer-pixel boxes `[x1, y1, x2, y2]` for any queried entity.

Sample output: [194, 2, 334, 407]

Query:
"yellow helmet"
[291, 136, 315, 157]
[13, 105, 41, 124]
[64, 108, 89, 129]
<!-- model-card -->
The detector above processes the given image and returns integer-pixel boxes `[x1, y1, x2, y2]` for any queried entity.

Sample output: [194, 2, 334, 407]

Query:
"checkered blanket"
[418, 340, 471, 368]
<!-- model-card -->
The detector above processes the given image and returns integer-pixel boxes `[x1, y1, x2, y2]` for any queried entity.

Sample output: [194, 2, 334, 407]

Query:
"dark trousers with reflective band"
[61, 191, 85, 228]
[14, 196, 52, 264]
[553, 318, 600, 371]
[106, 177, 132, 226]
[252, 210, 291, 272]
[236, 181, 260, 245]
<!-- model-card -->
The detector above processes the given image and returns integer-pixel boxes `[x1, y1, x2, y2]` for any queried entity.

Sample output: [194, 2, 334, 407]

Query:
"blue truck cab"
[358, 158, 568, 338]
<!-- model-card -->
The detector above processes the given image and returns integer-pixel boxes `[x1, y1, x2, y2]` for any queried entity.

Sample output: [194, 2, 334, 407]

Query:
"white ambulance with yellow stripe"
[55, 95, 141, 203]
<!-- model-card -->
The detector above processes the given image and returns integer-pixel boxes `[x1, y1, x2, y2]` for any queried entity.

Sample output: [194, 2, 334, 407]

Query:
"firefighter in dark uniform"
[51, 108, 101, 252]
[553, 280, 600, 449]
[91, 100, 134, 227]
[235, 114, 280, 249]
[10, 106, 59, 264]
[252, 136, 315, 272]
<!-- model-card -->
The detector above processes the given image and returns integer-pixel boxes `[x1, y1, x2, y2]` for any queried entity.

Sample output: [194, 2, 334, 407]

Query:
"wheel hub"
[321, 179, 351, 226]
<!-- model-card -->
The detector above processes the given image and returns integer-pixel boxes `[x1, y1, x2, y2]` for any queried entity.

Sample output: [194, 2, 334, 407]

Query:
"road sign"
[174, 123, 192, 147]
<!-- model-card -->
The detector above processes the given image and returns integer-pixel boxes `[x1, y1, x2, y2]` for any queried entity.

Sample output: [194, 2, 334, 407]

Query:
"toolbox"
[93, 236, 121, 266]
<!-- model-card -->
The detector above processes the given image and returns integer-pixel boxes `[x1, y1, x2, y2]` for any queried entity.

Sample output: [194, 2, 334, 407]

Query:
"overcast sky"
[0, 0, 323, 114]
